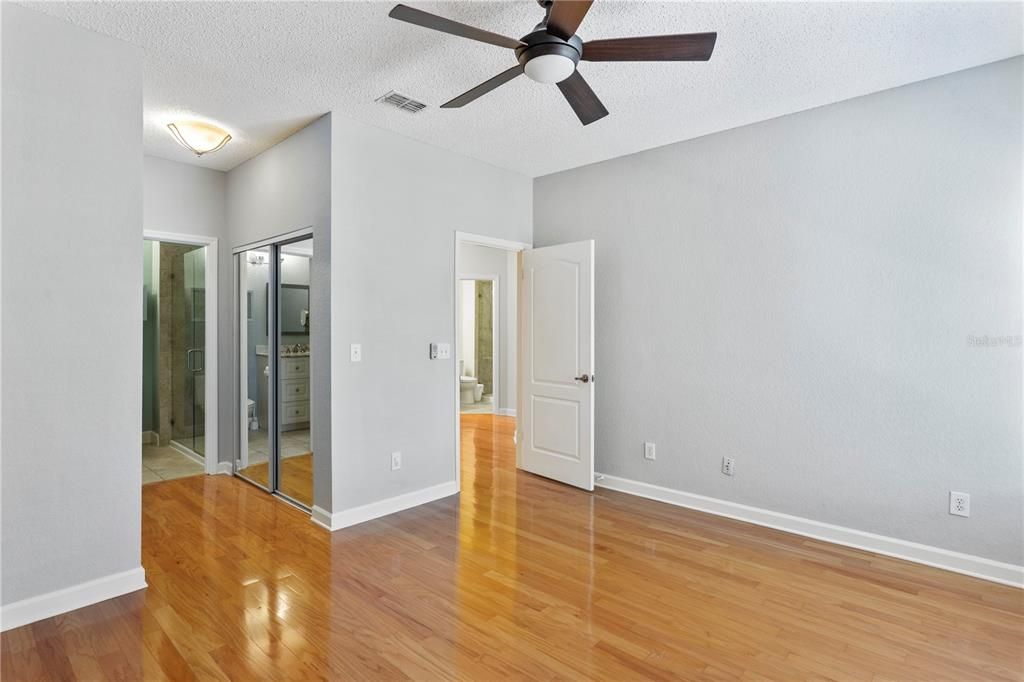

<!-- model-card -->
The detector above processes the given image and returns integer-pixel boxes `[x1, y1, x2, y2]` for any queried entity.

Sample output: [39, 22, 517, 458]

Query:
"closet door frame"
[233, 227, 312, 507]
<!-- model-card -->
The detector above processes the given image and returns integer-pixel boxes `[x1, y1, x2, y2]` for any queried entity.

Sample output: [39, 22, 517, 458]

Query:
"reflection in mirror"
[278, 238, 313, 507]
[237, 246, 272, 491]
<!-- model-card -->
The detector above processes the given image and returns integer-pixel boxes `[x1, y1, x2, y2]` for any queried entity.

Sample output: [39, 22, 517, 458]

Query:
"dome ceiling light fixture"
[388, 0, 717, 126]
[167, 120, 232, 157]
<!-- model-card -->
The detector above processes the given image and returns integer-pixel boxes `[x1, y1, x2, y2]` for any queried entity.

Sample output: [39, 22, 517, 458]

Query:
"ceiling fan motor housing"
[516, 29, 583, 79]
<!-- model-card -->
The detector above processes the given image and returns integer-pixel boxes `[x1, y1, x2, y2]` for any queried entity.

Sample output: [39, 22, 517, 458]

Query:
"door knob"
[574, 374, 592, 383]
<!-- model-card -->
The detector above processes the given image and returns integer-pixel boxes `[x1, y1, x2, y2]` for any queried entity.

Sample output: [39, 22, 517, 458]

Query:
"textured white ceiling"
[26, 1, 1023, 176]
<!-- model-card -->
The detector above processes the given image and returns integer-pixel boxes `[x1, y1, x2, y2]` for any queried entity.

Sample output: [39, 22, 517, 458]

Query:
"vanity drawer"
[281, 401, 309, 424]
[282, 378, 309, 401]
[281, 357, 309, 378]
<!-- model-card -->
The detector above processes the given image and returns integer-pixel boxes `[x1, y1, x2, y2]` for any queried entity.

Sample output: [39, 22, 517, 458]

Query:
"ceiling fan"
[388, 0, 717, 126]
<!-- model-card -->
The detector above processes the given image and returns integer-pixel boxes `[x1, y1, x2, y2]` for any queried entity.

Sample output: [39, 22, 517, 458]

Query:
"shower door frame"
[143, 230, 220, 476]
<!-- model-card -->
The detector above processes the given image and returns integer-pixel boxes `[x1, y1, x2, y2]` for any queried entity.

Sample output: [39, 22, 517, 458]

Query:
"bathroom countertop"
[255, 350, 310, 358]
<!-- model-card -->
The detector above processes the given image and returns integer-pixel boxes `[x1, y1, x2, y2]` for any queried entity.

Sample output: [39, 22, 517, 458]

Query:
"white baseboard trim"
[217, 461, 233, 475]
[496, 408, 517, 417]
[311, 481, 459, 532]
[0, 567, 147, 632]
[595, 473, 1023, 589]
[310, 505, 333, 530]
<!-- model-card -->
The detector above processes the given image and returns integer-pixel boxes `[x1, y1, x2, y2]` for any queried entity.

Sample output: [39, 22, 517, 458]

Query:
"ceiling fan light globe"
[524, 54, 576, 84]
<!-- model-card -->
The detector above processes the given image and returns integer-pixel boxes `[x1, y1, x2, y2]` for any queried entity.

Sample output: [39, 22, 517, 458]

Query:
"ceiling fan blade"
[389, 4, 524, 50]
[556, 71, 608, 126]
[441, 65, 524, 108]
[546, 0, 594, 40]
[583, 32, 717, 61]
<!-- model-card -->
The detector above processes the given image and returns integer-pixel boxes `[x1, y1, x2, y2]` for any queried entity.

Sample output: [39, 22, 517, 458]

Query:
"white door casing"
[519, 240, 594, 490]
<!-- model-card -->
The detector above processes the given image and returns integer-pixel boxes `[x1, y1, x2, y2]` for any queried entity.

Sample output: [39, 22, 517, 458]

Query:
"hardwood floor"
[3, 413, 1022, 680]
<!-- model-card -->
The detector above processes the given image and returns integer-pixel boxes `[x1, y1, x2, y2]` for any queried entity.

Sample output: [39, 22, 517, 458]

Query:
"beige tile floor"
[242, 428, 311, 464]
[142, 428, 312, 485]
[142, 444, 204, 484]
[460, 394, 495, 414]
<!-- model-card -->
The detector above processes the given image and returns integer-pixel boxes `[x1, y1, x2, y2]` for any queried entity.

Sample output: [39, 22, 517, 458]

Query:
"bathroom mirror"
[280, 284, 310, 334]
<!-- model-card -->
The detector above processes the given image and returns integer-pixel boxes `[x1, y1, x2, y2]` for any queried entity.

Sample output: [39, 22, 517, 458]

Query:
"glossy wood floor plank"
[3, 413, 1022, 680]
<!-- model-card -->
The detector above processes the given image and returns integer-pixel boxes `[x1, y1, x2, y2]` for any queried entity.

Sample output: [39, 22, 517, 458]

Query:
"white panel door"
[519, 240, 594, 490]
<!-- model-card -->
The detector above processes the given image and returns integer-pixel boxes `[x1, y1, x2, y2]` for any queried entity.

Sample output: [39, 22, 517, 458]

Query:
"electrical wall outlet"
[350, 343, 362, 362]
[391, 451, 402, 471]
[721, 457, 735, 476]
[949, 491, 970, 517]
[643, 442, 656, 461]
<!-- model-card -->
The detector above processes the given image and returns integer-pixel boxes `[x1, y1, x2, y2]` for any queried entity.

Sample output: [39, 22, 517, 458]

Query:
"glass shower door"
[183, 247, 206, 456]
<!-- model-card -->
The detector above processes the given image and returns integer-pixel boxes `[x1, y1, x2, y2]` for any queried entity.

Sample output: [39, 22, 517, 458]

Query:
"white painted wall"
[458, 280, 477, 378]
[457, 243, 518, 412]
[145, 156, 226, 238]
[226, 115, 331, 510]
[1, 4, 146, 613]
[534, 57, 1023, 565]
[281, 253, 310, 286]
[331, 115, 532, 513]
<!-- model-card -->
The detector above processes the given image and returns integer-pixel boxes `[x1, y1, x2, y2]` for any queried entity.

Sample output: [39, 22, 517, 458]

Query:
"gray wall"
[1, 4, 144, 603]
[534, 57, 1023, 565]
[226, 115, 332, 510]
[331, 116, 532, 511]
[143, 156, 227, 459]
[457, 243, 518, 413]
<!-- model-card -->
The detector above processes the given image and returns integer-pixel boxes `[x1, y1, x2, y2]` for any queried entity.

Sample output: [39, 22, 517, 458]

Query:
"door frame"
[453, 232, 531, 490]
[233, 228, 315, 511]
[143, 230, 219, 476]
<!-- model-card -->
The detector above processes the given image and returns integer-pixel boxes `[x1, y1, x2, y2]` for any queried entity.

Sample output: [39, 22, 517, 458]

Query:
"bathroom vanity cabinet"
[280, 355, 310, 431]
[255, 352, 310, 432]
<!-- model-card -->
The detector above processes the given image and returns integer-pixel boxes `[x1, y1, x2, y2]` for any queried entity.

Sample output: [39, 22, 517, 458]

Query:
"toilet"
[460, 376, 479, 404]
[459, 361, 484, 404]
[247, 399, 258, 430]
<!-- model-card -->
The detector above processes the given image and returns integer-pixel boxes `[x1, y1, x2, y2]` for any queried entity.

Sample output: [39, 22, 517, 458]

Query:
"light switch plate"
[437, 342, 451, 359]
[350, 343, 362, 362]
[643, 442, 656, 461]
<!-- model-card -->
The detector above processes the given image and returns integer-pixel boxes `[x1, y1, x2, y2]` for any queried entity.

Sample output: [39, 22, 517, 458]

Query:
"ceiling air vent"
[376, 91, 427, 113]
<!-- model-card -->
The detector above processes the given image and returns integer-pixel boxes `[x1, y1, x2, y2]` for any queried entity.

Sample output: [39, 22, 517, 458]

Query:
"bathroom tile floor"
[142, 444, 204, 483]
[460, 394, 495, 414]
[242, 428, 311, 464]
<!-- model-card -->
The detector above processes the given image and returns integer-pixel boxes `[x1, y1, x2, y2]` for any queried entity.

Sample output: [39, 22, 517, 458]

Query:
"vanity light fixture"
[167, 120, 232, 157]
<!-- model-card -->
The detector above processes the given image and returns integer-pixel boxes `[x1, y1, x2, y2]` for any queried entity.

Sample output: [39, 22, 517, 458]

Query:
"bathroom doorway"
[141, 234, 219, 483]
[235, 234, 314, 510]
[458, 278, 498, 414]
[454, 233, 529, 491]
